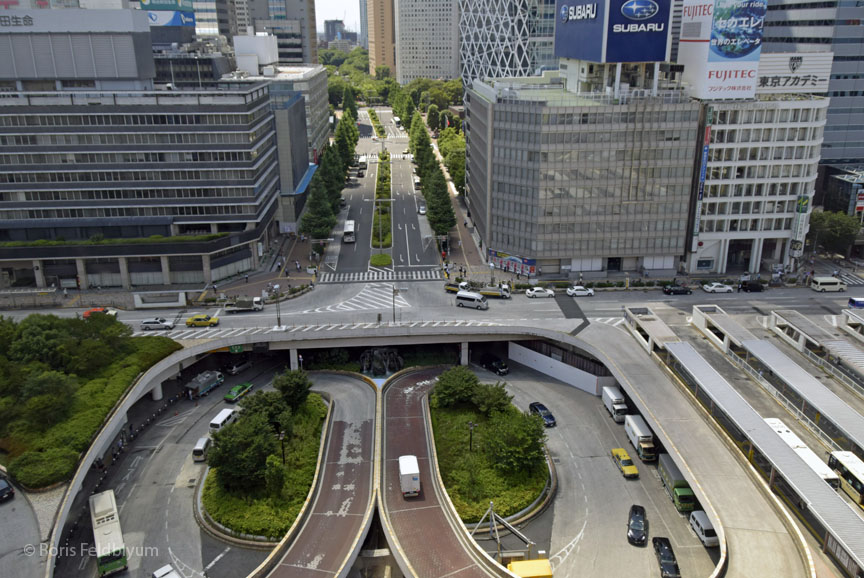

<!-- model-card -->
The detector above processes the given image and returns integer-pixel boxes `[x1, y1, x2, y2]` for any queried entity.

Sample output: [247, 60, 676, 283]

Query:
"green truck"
[657, 453, 696, 512]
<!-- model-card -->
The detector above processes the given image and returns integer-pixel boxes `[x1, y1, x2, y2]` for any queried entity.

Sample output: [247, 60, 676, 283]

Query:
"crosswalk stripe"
[318, 269, 443, 284]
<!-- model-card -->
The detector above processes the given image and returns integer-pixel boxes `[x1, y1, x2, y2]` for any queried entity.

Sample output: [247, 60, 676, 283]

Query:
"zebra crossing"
[317, 268, 442, 284]
[838, 272, 864, 286]
[303, 283, 410, 313]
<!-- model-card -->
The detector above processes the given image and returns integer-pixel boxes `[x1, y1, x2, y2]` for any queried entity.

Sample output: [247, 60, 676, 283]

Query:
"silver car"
[140, 318, 175, 331]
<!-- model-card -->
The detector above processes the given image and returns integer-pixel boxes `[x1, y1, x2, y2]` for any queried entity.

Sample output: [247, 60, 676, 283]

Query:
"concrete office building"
[465, 71, 700, 277]
[367, 0, 395, 76]
[153, 50, 234, 87]
[258, 0, 316, 64]
[359, 0, 367, 49]
[193, 0, 235, 39]
[458, 0, 558, 87]
[232, 0, 267, 35]
[762, 0, 864, 168]
[394, 0, 458, 84]
[324, 18, 344, 42]
[0, 9, 283, 289]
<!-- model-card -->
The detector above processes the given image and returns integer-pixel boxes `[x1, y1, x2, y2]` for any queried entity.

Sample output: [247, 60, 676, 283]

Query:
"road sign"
[229, 345, 243, 354]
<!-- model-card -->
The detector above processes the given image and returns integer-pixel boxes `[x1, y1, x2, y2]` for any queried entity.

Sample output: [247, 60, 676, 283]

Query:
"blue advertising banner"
[146, 10, 195, 27]
[553, 0, 606, 62]
[140, 0, 194, 11]
[606, 0, 671, 62]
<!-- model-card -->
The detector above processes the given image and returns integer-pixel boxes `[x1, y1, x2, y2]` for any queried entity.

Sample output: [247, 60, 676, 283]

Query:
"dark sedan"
[529, 402, 556, 427]
[0, 477, 14, 501]
[653, 537, 681, 578]
[663, 285, 692, 295]
[627, 504, 648, 546]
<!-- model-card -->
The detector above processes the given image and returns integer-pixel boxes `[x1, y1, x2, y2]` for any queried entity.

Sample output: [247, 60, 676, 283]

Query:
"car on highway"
[224, 382, 253, 403]
[652, 537, 681, 578]
[528, 402, 557, 427]
[566, 285, 594, 297]
[0, 476, 14, 501]
[662, 284, 692, 295]
[627, 504, 648, 546]
[83, 307, 119, 319]
[418, 202, 427, 215]
[611, 448, 639, 479]
[186, 314, 219, 327]
[742, 280, 764, 292]
[225, 359, 252, 375]
[140, 317, 175, 331]
[702, 282, 733, 293]
[526, 287, 556, 298]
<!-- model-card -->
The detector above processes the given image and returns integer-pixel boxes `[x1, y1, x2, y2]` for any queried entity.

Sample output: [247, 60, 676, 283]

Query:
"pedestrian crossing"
[303, 283, 410, 313]
[839, 272, 864, 286]
[317, 268, 442, 284]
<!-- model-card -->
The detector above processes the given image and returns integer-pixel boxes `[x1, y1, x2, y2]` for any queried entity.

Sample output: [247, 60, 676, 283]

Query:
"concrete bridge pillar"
[461, 342, 469, 366]
[150, 381, 163, 401]
[290, 348, 299, 370]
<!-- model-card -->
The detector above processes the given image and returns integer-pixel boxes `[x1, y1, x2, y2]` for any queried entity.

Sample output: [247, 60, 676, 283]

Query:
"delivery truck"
[477, 285, 511, 299]
[444, 281, 470, 293]
[398, 455, 420, 497]
[184, 370, 225, 399]
[624, 414, 657, 461]
[602, 386, 627, 423]
[657, 453, 696, 512]
[224, 297, 264, 313]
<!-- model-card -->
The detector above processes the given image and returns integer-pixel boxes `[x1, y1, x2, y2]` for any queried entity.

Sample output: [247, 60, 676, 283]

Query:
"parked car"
[529, 402, 556, 427]
[224, 382, 253, 403]
[611, 448, 639, 479]
[662, 284, 692, 295]
[0, 476, 14, 501]
[140, 318, 175, 331]
[702, 282, 733, 293]
[83, 307, 119, 319]
[566, 285, 594, 297]
[479, 354, 509, 376]
[652, 537, 681, 578]
[186, 314, 219, 327]
[627, 504, 648, 546]
[418, 203, 427, 215]
[742, 280, 764, 293]
[526, 287, 556, 298]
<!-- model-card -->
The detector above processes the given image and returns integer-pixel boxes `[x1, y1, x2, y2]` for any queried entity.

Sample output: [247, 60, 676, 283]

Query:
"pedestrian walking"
[737, 283, 742, 293]
[296, 260, 301, 271]
[463, 219, 467, 227]
[244, 274, 249, 283]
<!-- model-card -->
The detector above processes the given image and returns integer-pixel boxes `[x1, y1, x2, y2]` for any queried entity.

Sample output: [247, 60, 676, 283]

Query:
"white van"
[192, 436, 211, 462]
[689, 510, 719, 547]
[811, 276, 847, 292]
[398, 455, 421, 497]
[209, 408, 237, 433]
[455, 290, 488, 310]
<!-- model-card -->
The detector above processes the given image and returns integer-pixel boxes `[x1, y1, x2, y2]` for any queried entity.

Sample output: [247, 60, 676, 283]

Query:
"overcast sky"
[316, 0, 361, 33]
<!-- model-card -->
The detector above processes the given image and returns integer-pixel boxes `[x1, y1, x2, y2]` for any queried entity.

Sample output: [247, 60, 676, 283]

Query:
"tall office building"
[193, 0, 235, 38]
[324, 19, 344, 42]
[0, 9, 289, 289]
[359, 0, 368, 49]
[459, 0, 558, 87]
[394, 0, 459, 84]
[257, 0, 317, 64]
[367, 0, 395, 76]
[762, 0, 864, 168]
[232, 0, 267, 35]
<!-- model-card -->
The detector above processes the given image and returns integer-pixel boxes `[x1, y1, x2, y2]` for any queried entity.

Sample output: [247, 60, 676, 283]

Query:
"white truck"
[398, 455, 420, 497]
[624, 414, 657, 461]
[225, 296, 264, 313]
[602, 386, 627, 423]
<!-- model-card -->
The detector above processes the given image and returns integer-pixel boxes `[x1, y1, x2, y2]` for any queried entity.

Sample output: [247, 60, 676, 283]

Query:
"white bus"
[357, 156, 368, 170]
[89, 490, 128, 576]
[829, 451, 864, 505]
[343, 220, 356, 243]
[764, 418, 840, 490]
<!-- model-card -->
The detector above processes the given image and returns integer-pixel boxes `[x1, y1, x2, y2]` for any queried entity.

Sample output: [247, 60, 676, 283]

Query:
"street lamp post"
[489, 262, 495, 286]
[392, 285, 397, 323]
[274, 284, 281, 328]
[279, 431, 286, 465]
[468, 421, 477, 452]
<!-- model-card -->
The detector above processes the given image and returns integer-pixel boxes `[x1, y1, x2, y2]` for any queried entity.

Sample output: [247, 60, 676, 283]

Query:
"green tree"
[264, 454, 286, 498]
[327, 75, 347, 108]
[432, 365, 479, 408]
[209, 412, 277, 490]
[319, 49, 349, 67]
[21, 370, 77, 401]
[342, 85, 358, 119]
[808, 210, 861, 255]
[299, 176, 336, 240]
[240, 390, 290, 432]
[375, 65, 390, 80]
[471, 382, 513, 417]
[427, 104, 440, 132]
[24, 393, 70, 429]
[333, 112, 357, 177]
[445, 150, 465, 194]
[484, 410, 546, 475]
[273, 369, 312, 411]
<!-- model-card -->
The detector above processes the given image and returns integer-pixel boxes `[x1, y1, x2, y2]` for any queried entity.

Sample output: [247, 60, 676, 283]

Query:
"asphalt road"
[0, 482, 41, 578]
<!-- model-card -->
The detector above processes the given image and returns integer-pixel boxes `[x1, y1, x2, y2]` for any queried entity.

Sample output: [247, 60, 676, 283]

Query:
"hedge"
[8, 336, 181, 488]
[370, 254, 392, 267]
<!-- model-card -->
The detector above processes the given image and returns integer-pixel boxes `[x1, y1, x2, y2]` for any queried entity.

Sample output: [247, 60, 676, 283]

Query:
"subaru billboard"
[554, 0, 606, 62]
[606, 0, 671, 62]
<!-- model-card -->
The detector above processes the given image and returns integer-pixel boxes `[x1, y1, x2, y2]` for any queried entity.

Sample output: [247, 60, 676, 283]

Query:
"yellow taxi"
[186, 314, 219, 327]
[611, 448, 639, 479]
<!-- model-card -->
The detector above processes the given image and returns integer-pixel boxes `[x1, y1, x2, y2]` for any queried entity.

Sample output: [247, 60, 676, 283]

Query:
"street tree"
[342, 85, 358, 119]
[240, 390, 290, 433]
[426, 104, 440, 131]
[264, 454, 286, 498]
[375, 65, 390, 80]
[431, 365, 479, 408]
[471, 382, 513, 417]
[209, 412, 277, 490]
[299, 176, 336, 240]
[484, 410, 547, 475]
[808, 210, 861, 255]
[273, 369, 312, 411]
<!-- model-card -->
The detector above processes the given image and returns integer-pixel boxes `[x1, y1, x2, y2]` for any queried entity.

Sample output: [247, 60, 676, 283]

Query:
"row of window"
[699, 218, 794, 233]
[0, 127, 269, 147]
[713, 106, 825, 125]
[0, 107, 269, 128]
[0, 147, 270, 166]
[490, 236, 686, 255]
[1, 205, 260, 220]
[3, 186, 262, 202]
[708, 145, 819, 162]
[494, 129, 695, 147]
[707, 163, 815, 180]
[711, 126, 823, 144]
[494, 109, 699, 126]
[493, 146, 695, 164]
[704, 181, 808, 198]
[0, 163, 277, 184]
[537, 166, 693, 181]
[701, 200, 798, 215]
[533, 220, 686, 235]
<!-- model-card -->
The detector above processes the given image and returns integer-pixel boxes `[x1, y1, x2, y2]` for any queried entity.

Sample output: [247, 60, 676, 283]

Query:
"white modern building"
[394, 0, 459, 84]
[358, 0, 367, 49]
[459, 0, 558, 87]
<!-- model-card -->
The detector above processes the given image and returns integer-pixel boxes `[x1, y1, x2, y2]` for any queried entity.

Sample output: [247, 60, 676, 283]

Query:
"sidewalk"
[217, 234, 318, 299]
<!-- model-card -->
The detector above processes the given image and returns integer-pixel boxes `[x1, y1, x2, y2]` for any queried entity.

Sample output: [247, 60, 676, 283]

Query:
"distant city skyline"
[316, 0, 360, 34]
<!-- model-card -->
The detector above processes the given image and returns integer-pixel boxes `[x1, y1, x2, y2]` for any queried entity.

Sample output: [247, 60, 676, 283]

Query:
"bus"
[343, 220, 356, 243]
[357, 156, 368, 171]
[764, 418, 840, 490]
[829, 451, 864, 505]
[393, 116, 401, 128]
[89, 490, 128, 576]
